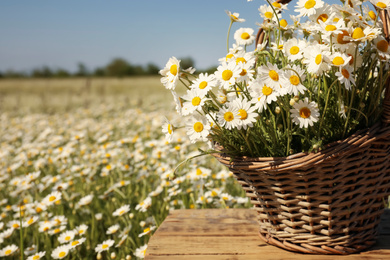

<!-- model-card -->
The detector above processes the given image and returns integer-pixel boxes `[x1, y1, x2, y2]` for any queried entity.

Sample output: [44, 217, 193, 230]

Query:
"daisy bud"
[129, 213, 134, 219]
[275, 106, 281, 114]
[97, 253, 102, 260]
[313, 144, 319, 150]
[289, 149, 294, 155]
[126, 256, 132, 260]
[290, 99, 296, 106]
[266, 119, 271, 125]
[356, 89, 360, 94]
[111, 252, 116, 259]
[294, 96, 299, 102]
[140, 221, 146, 228]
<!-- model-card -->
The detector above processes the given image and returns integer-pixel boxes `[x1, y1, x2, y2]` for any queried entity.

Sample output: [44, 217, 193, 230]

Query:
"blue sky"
[0, 0, 337, 73]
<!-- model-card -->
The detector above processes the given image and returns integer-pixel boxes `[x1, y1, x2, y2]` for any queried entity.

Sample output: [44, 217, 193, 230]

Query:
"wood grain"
[145, 208, 390, 260]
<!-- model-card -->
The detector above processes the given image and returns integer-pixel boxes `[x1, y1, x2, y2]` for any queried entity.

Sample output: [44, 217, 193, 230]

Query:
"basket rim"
[212, 122, 390, 170]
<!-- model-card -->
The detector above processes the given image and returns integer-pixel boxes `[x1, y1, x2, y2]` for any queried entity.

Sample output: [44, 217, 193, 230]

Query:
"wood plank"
[145, 208, 390, 260]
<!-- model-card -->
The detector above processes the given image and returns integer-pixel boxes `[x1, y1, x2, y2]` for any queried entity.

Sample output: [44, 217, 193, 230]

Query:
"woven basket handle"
[255, 0, 390, 125]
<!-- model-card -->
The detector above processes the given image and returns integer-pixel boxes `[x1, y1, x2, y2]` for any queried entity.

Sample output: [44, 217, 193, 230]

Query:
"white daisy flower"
[284, 38, 307, 61]
[95, 239, 115, 253]
[295, 0, 324, 17]
[373, 35, 390, 59]
[51, 245, 70, 259]
[257, 62, 285, 89]
[186, 115, 211, 143]
[161, 117, 174, 143]
[112, 205, 130, 217]
[68, 237, 86, 249]
[258, 4, 280, 21]
[23, 216, 39, 227]
[217, 103, 240, 130]
[106, 224, 120, 235]
[214, 62, 241, 90]
[249, 81, 279, 112]
[234, 28, 256, 46]
[77, 194, 93, 207]
[58, 230, 76, 244]
[349, 26, 381, 42]
[0, 244, 18, 257]
[136, 197, 152, 212]
[134, 244, 148, 259]
[42, 191, 62, 207]
[75, 224, 88, 236]
[236, 62, 255, 83]
[282, 65, 307, 96]
[171, 90, 183, 116]
[138, 226, 156, 237]
[328, 52, 352, 67]
[190, 73, 217, 94]
[318, 17, 345, 38]
[371, 0, 390, 10]
[159, 56, 181, 90]
[27, 251, 46, 260]
[181, 88, 207, 116]
[233, 50, 256, 67]
[291, 98, 320, 128]
[225, 10, 245, 23]
[303, 43, 330, 75]
[335, 66, 355, 90]
[38, 221, 53, 233]
[233, 97, 258, 130]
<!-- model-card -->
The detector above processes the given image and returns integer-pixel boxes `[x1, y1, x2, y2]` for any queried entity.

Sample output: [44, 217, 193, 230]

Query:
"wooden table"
[146, 208, 390, 259]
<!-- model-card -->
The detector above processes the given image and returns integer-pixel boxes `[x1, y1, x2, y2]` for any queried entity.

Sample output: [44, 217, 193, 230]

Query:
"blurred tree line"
[0, 57, 217, 78]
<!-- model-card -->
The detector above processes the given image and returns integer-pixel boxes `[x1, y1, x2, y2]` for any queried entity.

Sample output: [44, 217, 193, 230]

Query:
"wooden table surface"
[145, 208, 390, 260]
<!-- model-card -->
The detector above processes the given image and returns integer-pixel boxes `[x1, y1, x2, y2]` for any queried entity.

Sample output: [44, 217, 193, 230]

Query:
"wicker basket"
[213, 0, 390, 255]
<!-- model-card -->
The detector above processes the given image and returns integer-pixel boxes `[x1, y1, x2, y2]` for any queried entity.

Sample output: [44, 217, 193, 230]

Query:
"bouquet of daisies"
[160, 0, 390, 158]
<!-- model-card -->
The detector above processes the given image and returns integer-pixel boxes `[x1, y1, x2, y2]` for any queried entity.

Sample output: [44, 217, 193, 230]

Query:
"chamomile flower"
[284, 38, 307, 61]
[295, 0, 324, 17]
[23, 215, 39, 227]
[159, 57, 181, 90]
[232, 97, 258, 130]
[257, 62, 285, 89]
[318, 17, 345, 38]
[106, 224, 120, 235]
[249, 81, 279, 112]
[161, 117, 174, 143]
[181, 88, 207, 116]
[186, 115, 211, 143]
[233, 50, 256, 67]
[190, 73, 217, 94]
[336, 66, 355, 90]
[303, 43, 330, 75]
[349, 26, 381, 42]
[373, 35, 390, 59]
[236, 62, 255, 83]
[138, 226, 156, 237]
[51, 245, 70, 259]
[371, 0, 390, 10]
[259, 4, 280, 21]
[134, 244, 148, 259]
[113, 205, 130, 217]
[76, 194, 93, 208]
[0, 244, 18, 257]
[291, 98, 320, 128]
[42, 191, 62, 206]
[225, 10, 245, 23]
[215, 62, 241, 90]
[38, 221, 53, 233]
[58, 230, 76, 244]
[95, 239, 115, 253]
[68, 237, 86, 249]
[234, 28, 255, 46]
[282, 65, 307, 96]
[27, 251, 46, 260]
[135, 197, 152, 212]
[328, 52, 352, 67]
[171, 90, 183, 116]
[217, 103, 240, 130]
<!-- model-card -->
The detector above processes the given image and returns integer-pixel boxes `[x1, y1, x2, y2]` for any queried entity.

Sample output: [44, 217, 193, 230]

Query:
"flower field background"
[0, 77, 250, 259]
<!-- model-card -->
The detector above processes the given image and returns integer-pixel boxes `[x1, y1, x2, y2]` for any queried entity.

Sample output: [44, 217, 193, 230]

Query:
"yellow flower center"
[102, 244, 109, 249]
[65, 236, 71, 241]
[191, 96, 201, 106]
[167, 124, 172, 134]
[28, 218, 34, 225]
[211, 191, 218, 197]
[199, 81, 208, 89]
[226, 54, 234, 61]
[193, 122, 204, 133]
[196, 168, 202, 175]
[290, 75, 300, 86]
[278, 44, 283, 50]
[368, 10, 377, 20]
[377, 2, 387, 8]
[71, 241, 79, 246]
[141, 249, 146, 256]
[341, 69, 350, 79]
[43, 227, 49, 232]
[33, 256, 40, 260]
[347, 54, 354, 65]
[224, 112, 234, 122]
[265, 12, 273, 19]
[79, 230, 84, 234]
[59, 252, 66, 258]
[304, 0, 316, 9]
[325, 25, 337, 32]
[272, 2, 281, 8]
[269, 70, 279, 81]
[299, 107, 311, 119]
[352, 27, 364, 39]
[239, 69, 247, 76]
[12, 223, 19, 228]
[5, 250, 12, 255]
[241, 32, 250, 40]
[49, 196, 56, 202]
[238, 109, 248, 120]
[262, 86, 273, 96]
[337, 30, 350, 44]
[170, 64, 178, 76]
[222, 70, 233, 81]
[332, 57, 345, 66]
[317, 14, 328, 23]
[315, 54, 322, 65]
[289, 46, 300, 55]
[54, 228, 60, 233]
[144, 227, 151, 233]
[377, 40, 389, 52]
[280, 19, 288, 28]
[236, 57, 246, 64]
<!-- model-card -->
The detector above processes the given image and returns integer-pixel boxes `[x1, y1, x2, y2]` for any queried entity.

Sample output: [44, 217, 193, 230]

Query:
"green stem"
[227, 20, 233, 53]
